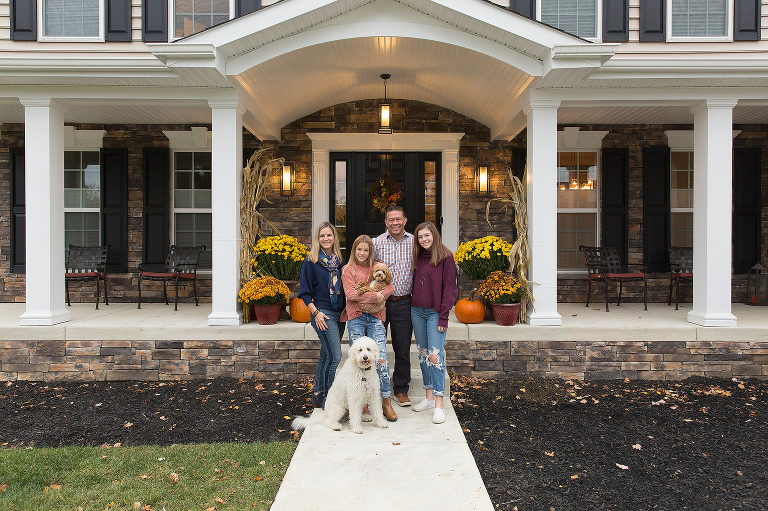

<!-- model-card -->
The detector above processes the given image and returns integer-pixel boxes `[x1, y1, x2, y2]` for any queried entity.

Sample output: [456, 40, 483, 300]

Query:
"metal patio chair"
[65, 245, 109, 310]
[668, 246, 693, 310]
[137, 245, 206, 311]
[579, 245, 647, 312]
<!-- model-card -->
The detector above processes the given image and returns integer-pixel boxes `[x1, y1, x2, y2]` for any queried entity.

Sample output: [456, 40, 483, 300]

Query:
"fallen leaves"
[169, 472, 179, 483]
[632, 444, 642, 450]
[615, 463, 629, 470]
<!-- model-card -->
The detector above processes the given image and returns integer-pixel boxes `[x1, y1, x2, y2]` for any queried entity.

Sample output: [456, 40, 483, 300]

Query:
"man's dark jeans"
[384, 298, 413, 395]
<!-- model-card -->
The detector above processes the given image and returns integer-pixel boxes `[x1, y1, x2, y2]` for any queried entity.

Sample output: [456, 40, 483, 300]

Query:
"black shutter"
[10, 148, 26, 274]
[101, 148, 129, 273]
[733, 147, 761, 273]
[640, 0, 666, 41]
[601, 148, 630, 266]
[142, 0, 168, 42]
[10, 0, 36, 41]
[734, 0, 760, 41]
[236, 0, 261, 17]
[106, 0, 131, 41]
[509, 0, 535, 19]
[643, 146, 671, 273]
[143, 148, 170, 271]
[603, 0, 629, 42]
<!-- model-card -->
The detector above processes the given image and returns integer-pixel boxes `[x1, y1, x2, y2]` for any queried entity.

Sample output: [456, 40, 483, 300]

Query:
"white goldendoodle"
[292, 336, 388, 434]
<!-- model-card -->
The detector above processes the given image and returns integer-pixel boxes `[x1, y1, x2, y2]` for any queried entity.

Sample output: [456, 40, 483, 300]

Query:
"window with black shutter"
[143, 148, 171, 271]
[642, 146, 671, 273]
[601, 148, 629, 265]
[732, 147, 761, 273]
[10, 148, 26, 273]
[101, 148, 129, 273]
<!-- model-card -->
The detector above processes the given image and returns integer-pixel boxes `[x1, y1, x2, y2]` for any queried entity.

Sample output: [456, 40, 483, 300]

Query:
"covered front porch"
[2, 302, 766, 382]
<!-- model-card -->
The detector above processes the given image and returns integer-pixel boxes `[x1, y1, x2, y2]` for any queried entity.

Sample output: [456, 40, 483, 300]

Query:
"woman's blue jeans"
[410, 306, 446, 397]
[347, 312, 392, 398]
[311, 308, 345, 396]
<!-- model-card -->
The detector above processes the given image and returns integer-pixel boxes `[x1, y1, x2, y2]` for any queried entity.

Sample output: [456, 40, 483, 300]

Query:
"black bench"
[579, 245, 647, 312]
[137, 245, 206, 311]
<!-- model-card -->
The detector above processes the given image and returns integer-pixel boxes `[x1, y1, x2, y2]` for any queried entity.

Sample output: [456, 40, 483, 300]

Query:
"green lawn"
[0, 441, 296, 510]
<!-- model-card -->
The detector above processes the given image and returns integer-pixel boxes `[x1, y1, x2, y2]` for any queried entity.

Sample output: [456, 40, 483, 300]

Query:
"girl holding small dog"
[341, 234, 398, 422]
[299, 222, 346, 409]
[410, 221, 458, 424]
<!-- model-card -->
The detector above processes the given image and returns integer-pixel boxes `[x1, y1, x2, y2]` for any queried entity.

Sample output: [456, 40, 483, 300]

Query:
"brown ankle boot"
[382, 398, 398, 422]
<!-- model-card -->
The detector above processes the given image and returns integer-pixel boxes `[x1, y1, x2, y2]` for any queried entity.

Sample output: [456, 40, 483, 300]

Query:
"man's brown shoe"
[382, 398, 398, 422]
[394, 393, 411, 407]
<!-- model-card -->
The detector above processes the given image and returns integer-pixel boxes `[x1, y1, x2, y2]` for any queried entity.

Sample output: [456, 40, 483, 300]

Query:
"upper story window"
[669, 0, 731, 40]
[540, 0, 598, 39]
[174, 0, 232, 38]
[40, 0, 103, 40]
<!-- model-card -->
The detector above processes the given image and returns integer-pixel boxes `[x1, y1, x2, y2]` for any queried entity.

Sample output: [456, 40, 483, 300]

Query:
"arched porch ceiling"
[154, 0, 594, 140]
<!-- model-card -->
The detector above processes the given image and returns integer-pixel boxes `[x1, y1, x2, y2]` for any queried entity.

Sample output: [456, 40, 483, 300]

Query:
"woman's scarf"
[318, 250, 344, 310]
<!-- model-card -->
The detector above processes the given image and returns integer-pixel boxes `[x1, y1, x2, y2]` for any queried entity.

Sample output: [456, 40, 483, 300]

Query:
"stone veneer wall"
[2, 111, 768, 305]
[1, 337, 765, 382]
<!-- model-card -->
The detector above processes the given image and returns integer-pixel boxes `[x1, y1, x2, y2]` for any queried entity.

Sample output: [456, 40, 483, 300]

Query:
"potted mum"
[454, 236, 512, 281]
[478, 271, 524, 326]
[251, 235, 309, 282]
[238, 276, 291, 325]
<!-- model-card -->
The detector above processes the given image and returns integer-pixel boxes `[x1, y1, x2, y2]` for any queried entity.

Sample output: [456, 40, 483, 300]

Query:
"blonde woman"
[298, 222, 346, 408]
[341, 235, 397, 421]
[410, 221, 458, 424]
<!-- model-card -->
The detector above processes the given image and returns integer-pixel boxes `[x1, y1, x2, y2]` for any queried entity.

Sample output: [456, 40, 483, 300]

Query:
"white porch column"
[311, 147, 330, 234]
[687, 100, 738, 327]
[442, 147, 460, 252]
[207, 100, 244, 326]
[20, 99, 70, 326]
[524, 100, 562, 326]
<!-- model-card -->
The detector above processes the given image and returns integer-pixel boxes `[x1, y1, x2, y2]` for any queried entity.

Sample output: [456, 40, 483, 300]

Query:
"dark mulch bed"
[451, 375, 768, 511]
[1, 376, 767, 511]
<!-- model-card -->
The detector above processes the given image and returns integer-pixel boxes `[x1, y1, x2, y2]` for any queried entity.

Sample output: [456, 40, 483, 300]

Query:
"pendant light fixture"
[378, 73, 392, 134]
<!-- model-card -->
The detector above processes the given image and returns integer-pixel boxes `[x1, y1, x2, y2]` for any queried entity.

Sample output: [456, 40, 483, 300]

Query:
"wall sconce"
[281, 163, 294, 196]
[476, 164, 490, 196]
[378, 73, 392, 135]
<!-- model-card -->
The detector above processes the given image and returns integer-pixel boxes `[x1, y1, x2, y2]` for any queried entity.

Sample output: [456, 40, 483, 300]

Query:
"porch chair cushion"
[65, 245, 110, 310]
[579, 245, 647, 312]
[668, 246, 693, 310]
[137, 245, 206, 311]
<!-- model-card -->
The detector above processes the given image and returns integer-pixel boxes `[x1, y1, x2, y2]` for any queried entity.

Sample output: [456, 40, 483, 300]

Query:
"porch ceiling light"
[476, 164, 490, 197]
[281, 163, 295, 196]
[379, 73, 392, 135]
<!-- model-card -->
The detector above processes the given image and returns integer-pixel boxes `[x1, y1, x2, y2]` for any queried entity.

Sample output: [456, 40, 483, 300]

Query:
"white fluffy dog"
[292, 336, 388, 434]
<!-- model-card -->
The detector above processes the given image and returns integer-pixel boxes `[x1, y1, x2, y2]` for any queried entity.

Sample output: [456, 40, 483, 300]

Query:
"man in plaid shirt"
[373, 205, 415, 406]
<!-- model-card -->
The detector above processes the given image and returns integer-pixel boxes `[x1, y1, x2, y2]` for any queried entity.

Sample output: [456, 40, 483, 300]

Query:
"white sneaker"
[432, 408, 446, 424]
[412, 398, 435, 412]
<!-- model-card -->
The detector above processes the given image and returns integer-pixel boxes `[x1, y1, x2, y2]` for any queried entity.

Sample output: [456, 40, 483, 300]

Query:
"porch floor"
[2, 302, 767, 342]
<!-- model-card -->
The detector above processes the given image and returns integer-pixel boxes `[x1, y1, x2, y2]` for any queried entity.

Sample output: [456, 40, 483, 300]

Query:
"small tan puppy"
[354, 262, 392, 315]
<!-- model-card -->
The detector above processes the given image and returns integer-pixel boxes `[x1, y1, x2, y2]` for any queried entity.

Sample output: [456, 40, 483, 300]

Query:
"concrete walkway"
[270, 346, 495, 511]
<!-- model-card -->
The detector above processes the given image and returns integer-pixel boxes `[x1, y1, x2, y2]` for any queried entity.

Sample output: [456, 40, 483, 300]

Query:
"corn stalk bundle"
[240, 148, 285, 284]
[485, 167, 535, 322]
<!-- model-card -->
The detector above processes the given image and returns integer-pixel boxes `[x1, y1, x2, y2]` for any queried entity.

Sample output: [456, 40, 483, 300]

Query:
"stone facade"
[1, 104, 767, 305]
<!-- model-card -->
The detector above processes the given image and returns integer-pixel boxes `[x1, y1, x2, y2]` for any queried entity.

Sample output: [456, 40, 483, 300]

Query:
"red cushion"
[178, 273, 196, 280]
[588, 273, 604, 280]
[605, 272, 644, 279]
[65, 272, 99, 278]
[142, 271, 177, 278]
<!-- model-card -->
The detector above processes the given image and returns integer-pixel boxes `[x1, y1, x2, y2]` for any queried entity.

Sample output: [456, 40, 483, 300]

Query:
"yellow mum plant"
[478, 271, 524, 304]
[250, 235, 309, 281]
[454, 236, 512, 280]
[239, 276, 290, 306]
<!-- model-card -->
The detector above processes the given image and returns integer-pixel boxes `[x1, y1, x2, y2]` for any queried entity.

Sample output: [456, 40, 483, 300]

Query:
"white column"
[207, 100, 244, 326]
[311, 148, 330, 234]
[524, 100, 562, 326]
[687, 100, 738, 327]
[442, 148, 460, 252]
[19, 99, 70, 326]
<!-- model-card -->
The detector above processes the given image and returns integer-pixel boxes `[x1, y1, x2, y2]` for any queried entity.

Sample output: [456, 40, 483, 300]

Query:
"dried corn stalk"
[485, 167, 535, 322]
[240, 148, 285, 284]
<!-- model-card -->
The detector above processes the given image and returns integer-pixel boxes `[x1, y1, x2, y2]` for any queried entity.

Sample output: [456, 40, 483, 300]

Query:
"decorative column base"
[686, 311, 737, 328]
[20, 310, 71, 326]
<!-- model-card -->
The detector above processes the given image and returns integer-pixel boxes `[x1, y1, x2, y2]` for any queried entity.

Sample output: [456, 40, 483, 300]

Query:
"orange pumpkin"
[289, 297, 311, 323]
[454, 290, 486, 324]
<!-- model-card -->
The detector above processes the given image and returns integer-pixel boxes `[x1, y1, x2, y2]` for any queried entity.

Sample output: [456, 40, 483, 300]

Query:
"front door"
[330, 152, 440, 259]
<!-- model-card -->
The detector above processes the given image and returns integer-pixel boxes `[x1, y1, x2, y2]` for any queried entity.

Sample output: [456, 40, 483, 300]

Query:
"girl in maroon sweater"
[410, 221, 458, 424]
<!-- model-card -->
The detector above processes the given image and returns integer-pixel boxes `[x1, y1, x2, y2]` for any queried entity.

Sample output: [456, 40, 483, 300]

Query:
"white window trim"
[169, 0, 235, 41]
[556, 127, 608, 274]
[537, 0, 603, 42]
[37, 0, 105, 42]
[666, 0, 733, 42]
[64, 132, 104, 246]
[166, 129, 213, 273]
